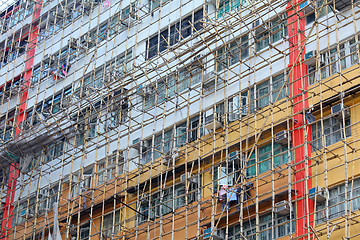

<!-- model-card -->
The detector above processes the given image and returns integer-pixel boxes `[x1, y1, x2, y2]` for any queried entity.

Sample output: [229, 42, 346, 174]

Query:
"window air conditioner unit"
[192, 54, 204, 68]
[304, 50, 316, 66]
[121, 14, 137, 27]
[103, 118, 118, 131]
[171, 147, 179, 158]
[228, 112, 240, 122]
[132, 138, 148, 151]
[49, 11, 57, 20]
[180, 172, 197, 183]
[204, 109, 222, 131]
[309, 186, 326, 202]
[83, 0, 93, 11]
[252, 19, 266, 32]
[49, 54, 58, 64]
[56, 8, 65, 17]
[275, 130, 291, 145]
[68, 37, 79, 49]
[331, 103, 350, 118]
[136, 85, 151, 97]
[203, 70, 217, 89]
[229, 113, 240, 122]
[275, 200, 290, 215]
[206, 0, 216, 6]
[299, 0, 314, 14]
[62, 96, 72, 107]
[203, 228, 224, 240]
[180, 172, 191, 182]
[25, 208, 35, 219]
[333, 0, 351, 11]
[38, 188, 48, 197]
[110, 150, 125, 162]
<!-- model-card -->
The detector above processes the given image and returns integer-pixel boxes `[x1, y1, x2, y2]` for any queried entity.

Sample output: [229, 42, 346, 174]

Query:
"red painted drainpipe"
[287, 1, 314, 239]
[1, 2, 42, 239]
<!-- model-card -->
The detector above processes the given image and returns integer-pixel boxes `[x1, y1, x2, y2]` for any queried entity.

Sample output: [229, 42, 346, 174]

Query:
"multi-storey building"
[0, 0, 360, 239]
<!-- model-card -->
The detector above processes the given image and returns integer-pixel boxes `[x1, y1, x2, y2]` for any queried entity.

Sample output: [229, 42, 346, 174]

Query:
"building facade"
[0, 0, 360, 239]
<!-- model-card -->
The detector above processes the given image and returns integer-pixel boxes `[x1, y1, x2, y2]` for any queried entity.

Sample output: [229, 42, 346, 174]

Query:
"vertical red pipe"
[1, 2, 42, 239]
[287, 1, 314, 239]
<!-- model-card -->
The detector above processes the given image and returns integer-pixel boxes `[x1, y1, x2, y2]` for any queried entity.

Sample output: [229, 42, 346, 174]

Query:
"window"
[45, 140, 65, 163]
[72, 222, 90, 240]
[70, 174, 81, 198]
[216, 34, 249, 72]
[140, 129, 174, 164]
[150, 0, 170, 11]
[79, 12, 119, 50]
[104, 100, 128, 130]
[255, 17, 288, 52]
[246, 142, 290, 177]
[225, 212, 295, 240]
[213, 151, 242, 191]
[311, 114, 351, 150]
[248, 73, 288, 112]
[121, 3, 136, 20]
[0, 35, 28, 69]
[102, 210, 121, 238]
[109, 13, 120, 35]
[308, 37, 360, 86]
[77, 49, 132, 97]
[31, 58, 54, 84]
[38, 1, 100, 43]
[97, 152, 124, 185]
[27, 87, 72, 126]
[217, 0, 241, 18]
[317, 179, 360, 223]
[75, 115, 98, 146]
[0, 111, 15, 142]
[228, 94, 248, 120]
[138, 180, 200, 224]
[306, 0, 328, 25]
[176, 115, 203, 147]
[327, 44, 346, 75]
[349, 37, 359, 66]
[308, 65, 317, 85]
[70, 169, 93, 198]
[329, 0, 354, 11]
[13, 195, 37, 225]
[0, 1, 34, 32]
[147, 8, 203, 59]
[144, 67, 201, 109]
[0, 75, 23, 100]
[38, 184, 61, 211]
[154, 129, 173, 159]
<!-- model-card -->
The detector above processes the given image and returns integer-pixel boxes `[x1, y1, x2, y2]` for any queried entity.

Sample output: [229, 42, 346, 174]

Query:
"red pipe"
[1, 1, 42, 239]
[287, 1, 314, 239]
